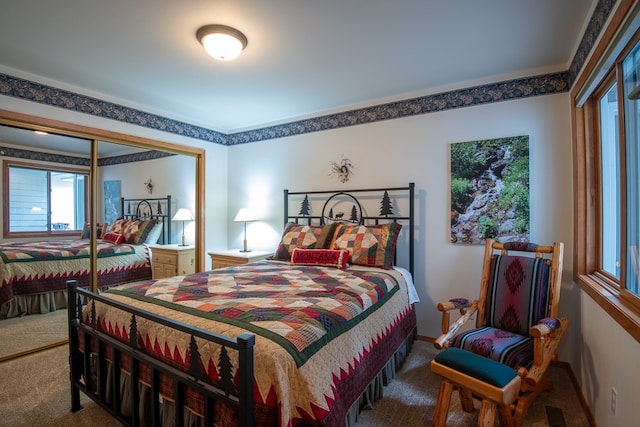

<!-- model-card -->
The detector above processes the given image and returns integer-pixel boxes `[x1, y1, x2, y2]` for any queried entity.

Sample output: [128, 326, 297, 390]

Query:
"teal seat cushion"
[434, 347, 518, 388]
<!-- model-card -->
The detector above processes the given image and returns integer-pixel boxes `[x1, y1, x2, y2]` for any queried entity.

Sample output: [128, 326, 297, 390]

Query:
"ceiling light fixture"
[196, 24, 248, 61]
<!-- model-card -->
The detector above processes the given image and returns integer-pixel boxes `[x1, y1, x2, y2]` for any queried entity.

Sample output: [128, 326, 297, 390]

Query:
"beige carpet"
[0, 309, 68, 362]
[0, 340, 588, 426]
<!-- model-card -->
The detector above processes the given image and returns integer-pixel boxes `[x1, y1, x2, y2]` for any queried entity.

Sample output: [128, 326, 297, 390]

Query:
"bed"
[0, 195, 171, 319]
[68, 184, 417, 427]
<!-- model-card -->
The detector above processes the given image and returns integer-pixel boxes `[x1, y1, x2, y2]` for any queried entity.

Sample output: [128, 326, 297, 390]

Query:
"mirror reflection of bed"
[0, 118, 203, 362]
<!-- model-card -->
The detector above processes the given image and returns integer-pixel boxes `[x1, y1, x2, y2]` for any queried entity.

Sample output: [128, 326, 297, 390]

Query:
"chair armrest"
[434, 301, 478, 350]
[530, 317, 563, 338]
[437, 298, 472, 312]
[522, 317, 569, 388]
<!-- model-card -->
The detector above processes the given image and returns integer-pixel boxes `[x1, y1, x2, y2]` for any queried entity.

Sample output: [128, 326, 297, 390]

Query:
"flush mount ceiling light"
[196, 24, 248, 61]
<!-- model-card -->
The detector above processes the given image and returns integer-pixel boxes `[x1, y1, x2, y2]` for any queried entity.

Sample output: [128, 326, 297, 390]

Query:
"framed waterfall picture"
[103, 180, 121, 225]
[450, 135, 530, 244]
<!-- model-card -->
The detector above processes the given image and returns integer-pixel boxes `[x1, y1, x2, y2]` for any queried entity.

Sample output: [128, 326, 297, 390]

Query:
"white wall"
[99, 155, 198, 245]
[227, 93, 575, 345]
[578, 293, 640, 426]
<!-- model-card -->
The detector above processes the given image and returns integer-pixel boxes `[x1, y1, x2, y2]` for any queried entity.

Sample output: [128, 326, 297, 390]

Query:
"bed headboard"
[120, 195, 172, 245]
[284, 183, 415, 276]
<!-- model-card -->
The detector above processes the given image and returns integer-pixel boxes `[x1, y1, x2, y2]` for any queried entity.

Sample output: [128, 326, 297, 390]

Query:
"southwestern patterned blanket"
[0, 240, 151, 306]
[90, 260, 416, 426]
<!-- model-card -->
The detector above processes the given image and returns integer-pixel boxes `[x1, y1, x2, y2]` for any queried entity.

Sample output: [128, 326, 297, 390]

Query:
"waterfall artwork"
[450, 135, 530, 244]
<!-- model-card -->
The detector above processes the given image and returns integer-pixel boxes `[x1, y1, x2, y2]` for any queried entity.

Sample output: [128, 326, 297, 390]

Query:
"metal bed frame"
[120, 195, 172, 245]
[68, 183, 415, 426]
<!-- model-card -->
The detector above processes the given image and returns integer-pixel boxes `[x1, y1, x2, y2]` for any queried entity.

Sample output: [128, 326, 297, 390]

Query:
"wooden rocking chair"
[431, 239, 567, 426]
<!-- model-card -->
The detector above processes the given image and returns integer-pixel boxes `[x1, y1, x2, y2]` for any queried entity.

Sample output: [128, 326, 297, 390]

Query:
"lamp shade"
[172, 208, 194, 222]
[233, 208, 257, 222]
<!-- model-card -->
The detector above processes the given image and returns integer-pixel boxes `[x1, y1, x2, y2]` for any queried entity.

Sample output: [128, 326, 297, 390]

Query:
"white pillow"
[144, 222, 164, 244]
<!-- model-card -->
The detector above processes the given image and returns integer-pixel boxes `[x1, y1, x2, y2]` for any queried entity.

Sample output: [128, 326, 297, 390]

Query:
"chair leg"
[513, 378, 553, 426]
[433, 379, 454, 427]
[478, 399, 496, 426]
[458, 386, 475, 412]
[498, 404, 516, 427]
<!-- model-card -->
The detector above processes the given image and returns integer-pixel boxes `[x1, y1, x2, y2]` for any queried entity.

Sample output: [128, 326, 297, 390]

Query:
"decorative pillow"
[81, 223, 91, 239]
[98, 223, 108, 238]
[274, 222, 338, 260]
[102, 231, 125, 245]
[81, 223, 108, 239]
[108, 218, 131, 234]
[332, 222, 402, 269]
[291, 248, 350, 269]
[122, 218, 157, 245]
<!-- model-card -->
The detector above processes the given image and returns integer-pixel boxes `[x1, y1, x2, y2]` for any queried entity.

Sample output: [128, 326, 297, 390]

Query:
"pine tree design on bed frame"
[291, 189, 398, 227]
[299, 195, 310, 216]
[380, 191, 393, 217]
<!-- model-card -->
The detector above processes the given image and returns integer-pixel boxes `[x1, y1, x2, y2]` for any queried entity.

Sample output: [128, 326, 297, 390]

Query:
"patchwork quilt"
[0, 240, 151, 305]
[92, 260, 416, 426]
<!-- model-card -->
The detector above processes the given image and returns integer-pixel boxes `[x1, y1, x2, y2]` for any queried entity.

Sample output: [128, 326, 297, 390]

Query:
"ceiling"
[0, 1, 594, 135]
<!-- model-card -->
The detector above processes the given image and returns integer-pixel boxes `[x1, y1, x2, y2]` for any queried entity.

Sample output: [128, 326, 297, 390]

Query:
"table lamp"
[234, 208, 257, 252]
[172, 208, 194, 246]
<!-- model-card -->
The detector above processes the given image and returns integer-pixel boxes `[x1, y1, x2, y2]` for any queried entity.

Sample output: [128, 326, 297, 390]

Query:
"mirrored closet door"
[0, 110, 205, 362]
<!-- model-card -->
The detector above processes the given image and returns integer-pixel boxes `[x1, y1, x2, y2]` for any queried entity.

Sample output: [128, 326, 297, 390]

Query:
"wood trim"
[571, 0, 640, 344]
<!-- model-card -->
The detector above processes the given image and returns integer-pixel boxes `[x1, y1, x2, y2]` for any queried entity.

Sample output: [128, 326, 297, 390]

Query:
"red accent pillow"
[290, 248, 350, 269]
[102, 231, 125, 245]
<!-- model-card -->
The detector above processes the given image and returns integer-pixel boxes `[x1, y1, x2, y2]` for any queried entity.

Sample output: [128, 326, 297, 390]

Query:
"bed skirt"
[101, 327, 416, 427]
[0, 290, 69, 319]
[1, 265, 151, 319]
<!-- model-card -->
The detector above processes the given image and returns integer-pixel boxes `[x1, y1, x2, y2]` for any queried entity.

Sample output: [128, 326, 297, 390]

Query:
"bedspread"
[0, 240, 150, 305]
[92, 260, 416, 426]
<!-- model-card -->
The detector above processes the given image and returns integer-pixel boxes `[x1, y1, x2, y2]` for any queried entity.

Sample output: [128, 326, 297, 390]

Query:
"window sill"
[575, 273, 640, 344]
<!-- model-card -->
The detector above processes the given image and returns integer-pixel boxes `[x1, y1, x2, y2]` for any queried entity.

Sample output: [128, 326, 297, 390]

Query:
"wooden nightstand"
[150, 244, 196, 279]
[208, 249, 272, 270]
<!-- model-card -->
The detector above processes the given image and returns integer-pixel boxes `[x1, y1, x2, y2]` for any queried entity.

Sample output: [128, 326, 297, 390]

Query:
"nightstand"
[149, 244, 196, 279]
[208, 249, 272, 270]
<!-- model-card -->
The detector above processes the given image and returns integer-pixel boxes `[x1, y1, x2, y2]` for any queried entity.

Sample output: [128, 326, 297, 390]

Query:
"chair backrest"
[476, 239, 564, 337]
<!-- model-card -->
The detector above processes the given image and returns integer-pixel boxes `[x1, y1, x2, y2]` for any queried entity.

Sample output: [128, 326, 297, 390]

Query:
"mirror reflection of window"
[6, 164, 87, 232]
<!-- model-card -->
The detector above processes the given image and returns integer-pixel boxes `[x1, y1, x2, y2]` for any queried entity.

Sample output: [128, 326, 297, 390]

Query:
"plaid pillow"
[122, 218, 157, 245]
[274, 222, 338, 260]
[108, 218, 131, 234]
[332, 222, 402, 269]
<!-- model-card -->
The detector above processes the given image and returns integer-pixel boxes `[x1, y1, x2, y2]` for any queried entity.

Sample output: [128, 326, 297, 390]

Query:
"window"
[622, 39, 640, 298]
[598, 81, 621, 279]
[3, 160, 88, 237]
[573, 7, 640, 344]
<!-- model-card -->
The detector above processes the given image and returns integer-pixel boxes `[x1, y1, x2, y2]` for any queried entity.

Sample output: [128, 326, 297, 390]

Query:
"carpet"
[0, 340, 588, 426]
[0, 309, 68, 362]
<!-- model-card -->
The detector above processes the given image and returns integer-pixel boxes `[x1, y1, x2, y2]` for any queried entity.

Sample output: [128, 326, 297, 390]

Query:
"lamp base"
[178, 234, 187, 247]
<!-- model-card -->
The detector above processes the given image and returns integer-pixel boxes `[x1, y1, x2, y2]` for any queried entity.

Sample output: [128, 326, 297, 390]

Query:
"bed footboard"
[67, 281, 255, 426]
